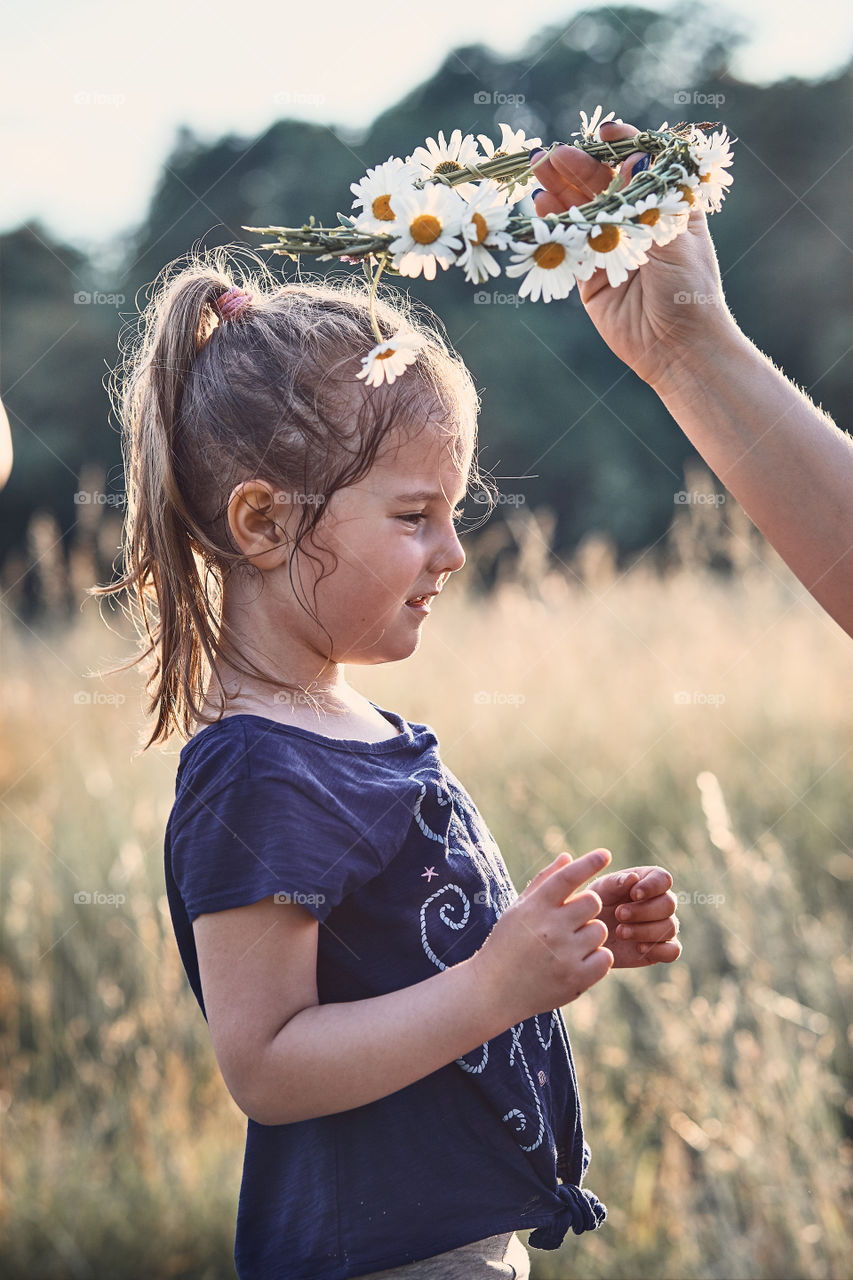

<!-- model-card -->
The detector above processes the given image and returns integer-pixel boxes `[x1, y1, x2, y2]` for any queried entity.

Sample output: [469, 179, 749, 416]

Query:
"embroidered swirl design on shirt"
[414, 777, 555, 1144]
[503, 1022, 546, 1152]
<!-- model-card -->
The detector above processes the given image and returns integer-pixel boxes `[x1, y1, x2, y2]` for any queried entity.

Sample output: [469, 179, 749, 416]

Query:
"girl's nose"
[436, 525, 466, 575]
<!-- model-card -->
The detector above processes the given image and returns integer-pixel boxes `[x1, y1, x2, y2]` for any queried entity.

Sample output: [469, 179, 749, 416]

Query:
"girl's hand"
[587, 865, 681, 967]
[471, 849, 615, 1024]
[529, 121, 738, 391]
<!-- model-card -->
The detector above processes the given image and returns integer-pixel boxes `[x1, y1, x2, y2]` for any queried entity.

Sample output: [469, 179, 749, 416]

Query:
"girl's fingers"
[636, 938, 683, 963]
[520, 851, 572, 899]
[616, 916, 679, 944]
[629, 869, 674, 901]
[616, 892, 678, 923]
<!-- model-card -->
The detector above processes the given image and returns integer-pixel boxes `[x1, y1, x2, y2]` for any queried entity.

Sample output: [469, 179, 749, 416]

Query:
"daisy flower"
[504, 218, 593, 302]
[477, 123, 543, 205]
[456, 180, 513, 284]
[350, 156, 420, 235]
[670, 170, 702, 212]
[406, 128, 481, 199]
[567, 207, 653, 287]
[389, 184, 466, 280]
[626, 190, 690, 246]
[356, 333, 425, 388]
[688, 126, 735, 213]
[571, 104, 618, 142]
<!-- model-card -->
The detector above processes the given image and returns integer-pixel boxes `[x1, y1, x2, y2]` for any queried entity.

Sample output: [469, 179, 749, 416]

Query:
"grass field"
[2, 494, 852, 1279]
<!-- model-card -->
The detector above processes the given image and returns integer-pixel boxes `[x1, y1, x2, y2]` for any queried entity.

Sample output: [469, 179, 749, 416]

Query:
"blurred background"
[1, 1, 852, 1277]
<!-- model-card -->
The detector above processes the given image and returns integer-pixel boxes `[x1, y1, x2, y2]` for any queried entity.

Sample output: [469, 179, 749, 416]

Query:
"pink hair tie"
[215, 285, 253, 320]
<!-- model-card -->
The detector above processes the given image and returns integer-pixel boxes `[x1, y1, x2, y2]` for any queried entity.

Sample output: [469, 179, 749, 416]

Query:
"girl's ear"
[226, 480, 293, 567]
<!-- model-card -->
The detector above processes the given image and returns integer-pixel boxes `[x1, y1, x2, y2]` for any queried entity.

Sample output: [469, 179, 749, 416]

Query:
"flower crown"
[246, 107, 735, 388]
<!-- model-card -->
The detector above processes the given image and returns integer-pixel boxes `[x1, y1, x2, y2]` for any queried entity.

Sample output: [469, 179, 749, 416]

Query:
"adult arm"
[530, 124, 853, 637]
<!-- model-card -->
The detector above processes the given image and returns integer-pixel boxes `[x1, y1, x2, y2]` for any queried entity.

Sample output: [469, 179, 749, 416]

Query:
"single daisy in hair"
[567, 207, 654, 287]
[350, 156, 421, 234]
[407, 128, 481, 199]
[627, 190, 689, 246]
[688, 126, 735, 213]
[504, 218, 593, 302]
[477, 123, 543, 204]
[389, 184, 466, 280]
[356, 332, 425, 388]
[457, 180, 513, 284]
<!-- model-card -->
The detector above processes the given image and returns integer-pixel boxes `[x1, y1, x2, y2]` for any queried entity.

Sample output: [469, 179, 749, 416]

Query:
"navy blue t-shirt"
[164, 703, 606, 1280]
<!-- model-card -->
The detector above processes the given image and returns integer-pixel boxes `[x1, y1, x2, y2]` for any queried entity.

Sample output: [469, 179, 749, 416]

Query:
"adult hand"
[529, 121, 737, 390]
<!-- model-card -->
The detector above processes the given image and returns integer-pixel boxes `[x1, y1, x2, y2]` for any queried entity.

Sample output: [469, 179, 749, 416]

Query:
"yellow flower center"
[472, 212, 488, 244]
[434, 160, 462, 176]
[371, 194, 395, 221]
[533, 241, 566, 270]
[677, 183, 696, 206]
[375, 348, 396, 361]
[637, 208, 660, 226]
[410, 214, 443, 245]
[699, 172, 711, 183]
[588, 224, 621, 253]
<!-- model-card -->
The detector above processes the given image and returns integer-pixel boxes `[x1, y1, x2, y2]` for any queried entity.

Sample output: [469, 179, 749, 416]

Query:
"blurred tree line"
[1, 1, 851, 614]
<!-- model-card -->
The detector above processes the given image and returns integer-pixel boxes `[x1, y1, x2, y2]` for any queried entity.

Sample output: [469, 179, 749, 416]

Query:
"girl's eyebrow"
[393, 488, 466, 505]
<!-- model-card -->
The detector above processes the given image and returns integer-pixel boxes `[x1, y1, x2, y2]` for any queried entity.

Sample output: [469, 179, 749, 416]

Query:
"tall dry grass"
[1, 479, 851, 1279]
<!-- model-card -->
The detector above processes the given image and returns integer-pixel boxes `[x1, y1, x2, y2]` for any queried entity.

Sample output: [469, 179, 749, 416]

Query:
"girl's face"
[297, 418, 470, 667]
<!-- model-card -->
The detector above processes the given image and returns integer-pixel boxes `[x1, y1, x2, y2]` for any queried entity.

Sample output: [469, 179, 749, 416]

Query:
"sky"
[3, 0, 852, 257]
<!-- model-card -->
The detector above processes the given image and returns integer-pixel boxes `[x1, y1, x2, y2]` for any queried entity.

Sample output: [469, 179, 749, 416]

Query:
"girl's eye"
[397, 509, 465, 526]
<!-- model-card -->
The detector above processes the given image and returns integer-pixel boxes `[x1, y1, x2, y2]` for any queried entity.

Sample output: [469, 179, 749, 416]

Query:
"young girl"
[96, 250, 680, 1278]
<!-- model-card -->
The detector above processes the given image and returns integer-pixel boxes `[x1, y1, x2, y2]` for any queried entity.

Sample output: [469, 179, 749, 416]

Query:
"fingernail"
[637, 943, 649, 954]
[621, 926, 633, 939]
[632, 154, 651, 174]
[531, 187, 544, 199]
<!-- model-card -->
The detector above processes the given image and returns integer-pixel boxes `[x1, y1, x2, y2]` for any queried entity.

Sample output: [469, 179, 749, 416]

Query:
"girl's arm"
[192, 850, 617, 1126]
[529, 125, 853, 638]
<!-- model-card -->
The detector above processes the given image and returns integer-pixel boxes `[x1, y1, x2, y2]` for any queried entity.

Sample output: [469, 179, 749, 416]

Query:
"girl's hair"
[91, 245, 488, 750]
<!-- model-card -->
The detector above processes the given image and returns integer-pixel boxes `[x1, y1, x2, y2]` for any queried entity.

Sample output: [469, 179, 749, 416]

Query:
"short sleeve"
[168, 722, 396, 924]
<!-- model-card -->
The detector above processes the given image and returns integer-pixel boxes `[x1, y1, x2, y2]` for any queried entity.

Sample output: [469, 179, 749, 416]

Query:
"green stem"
[366, 255, 387, 345]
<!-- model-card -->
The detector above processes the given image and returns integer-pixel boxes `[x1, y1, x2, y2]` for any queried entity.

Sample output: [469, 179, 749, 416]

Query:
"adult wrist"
[648, 313, 749, 404]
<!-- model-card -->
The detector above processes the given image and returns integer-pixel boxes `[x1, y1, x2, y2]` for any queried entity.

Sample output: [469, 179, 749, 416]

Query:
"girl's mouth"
[405, 594, 432, 613]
